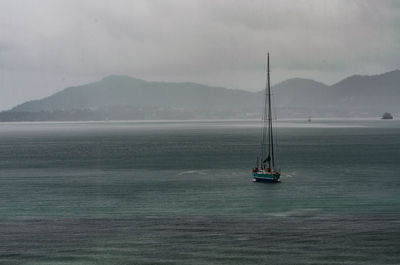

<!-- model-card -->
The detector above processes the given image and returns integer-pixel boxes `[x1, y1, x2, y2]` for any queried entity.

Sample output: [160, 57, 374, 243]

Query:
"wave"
[283, 171, 297, 178]
[177, 170, 209, 176]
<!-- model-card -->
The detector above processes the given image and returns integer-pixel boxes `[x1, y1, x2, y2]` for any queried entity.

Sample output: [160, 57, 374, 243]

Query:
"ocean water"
[0, 119, 399, 264]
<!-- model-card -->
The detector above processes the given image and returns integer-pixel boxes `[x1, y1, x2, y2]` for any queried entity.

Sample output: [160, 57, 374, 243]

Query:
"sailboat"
[252, 53, 281, 183]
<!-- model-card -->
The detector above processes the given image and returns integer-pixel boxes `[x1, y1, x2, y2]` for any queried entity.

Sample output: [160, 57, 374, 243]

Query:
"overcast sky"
[1, 0, 399, 110]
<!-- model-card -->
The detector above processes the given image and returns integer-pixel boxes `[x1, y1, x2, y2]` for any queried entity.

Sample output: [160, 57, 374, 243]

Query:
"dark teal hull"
[253, 172, 281, 183]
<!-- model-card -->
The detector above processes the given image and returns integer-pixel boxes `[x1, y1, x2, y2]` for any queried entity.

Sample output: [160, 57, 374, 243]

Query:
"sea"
[0, 119, 399, 265]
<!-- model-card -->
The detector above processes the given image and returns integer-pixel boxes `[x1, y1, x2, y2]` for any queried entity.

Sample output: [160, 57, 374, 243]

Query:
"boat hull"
[253, 172, 281, 183]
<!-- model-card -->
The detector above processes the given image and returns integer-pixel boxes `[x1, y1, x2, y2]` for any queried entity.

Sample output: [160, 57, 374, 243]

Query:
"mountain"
[12, 75, 256, 112]
[271, 70, 400, 117]
[2, 70, 400, 121]
[328, 70, 400, 110]
[271, 78, 330, 108]
[8, 75, 260, 120]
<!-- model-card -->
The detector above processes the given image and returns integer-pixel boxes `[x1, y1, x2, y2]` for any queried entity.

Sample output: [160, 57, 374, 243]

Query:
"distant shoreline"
[0, 117, 394, 124]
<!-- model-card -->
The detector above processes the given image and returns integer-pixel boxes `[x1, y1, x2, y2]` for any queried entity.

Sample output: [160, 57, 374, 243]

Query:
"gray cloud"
[0, 0, 399, 110]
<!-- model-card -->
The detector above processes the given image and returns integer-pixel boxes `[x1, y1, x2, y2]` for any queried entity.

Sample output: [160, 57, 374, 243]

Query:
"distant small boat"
[381, 112, 393, 119]
[252, 53, 280, 183]
[308, 116, 311, 123]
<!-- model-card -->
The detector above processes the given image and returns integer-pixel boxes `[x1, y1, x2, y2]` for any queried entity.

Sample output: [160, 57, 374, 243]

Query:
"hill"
[2, 70, 400, 121]
[9, 75, 259, 120]
[12, 75, 256, 112]
[328, 70, 400, 110]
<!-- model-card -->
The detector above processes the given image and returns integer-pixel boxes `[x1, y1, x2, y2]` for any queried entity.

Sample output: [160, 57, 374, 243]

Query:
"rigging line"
[271, 77, 279, 169]
[260, 94, 267, 166]
[266, 53, 270, 168]
[260, 114, 266, 167]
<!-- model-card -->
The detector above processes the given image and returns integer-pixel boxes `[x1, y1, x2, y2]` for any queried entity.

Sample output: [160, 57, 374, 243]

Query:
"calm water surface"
[0, 120, 399, 264]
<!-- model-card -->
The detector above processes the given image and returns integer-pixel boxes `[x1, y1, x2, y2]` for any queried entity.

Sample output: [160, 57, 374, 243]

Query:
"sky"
[1, 0, 400, 110]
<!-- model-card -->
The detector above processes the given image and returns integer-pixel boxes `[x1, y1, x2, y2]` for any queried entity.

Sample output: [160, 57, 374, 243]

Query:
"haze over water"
[0, 119, 399, 264]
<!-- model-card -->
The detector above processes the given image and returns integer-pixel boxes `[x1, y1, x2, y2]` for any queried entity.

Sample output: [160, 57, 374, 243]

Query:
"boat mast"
[260, 55, 268, 169]
[267, 52, 275, 170]
[259, 52, 275, 171]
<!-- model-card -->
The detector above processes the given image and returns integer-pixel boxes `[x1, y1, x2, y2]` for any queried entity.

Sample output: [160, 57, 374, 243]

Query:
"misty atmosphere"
[1, 1, 400, 265]
[1, 0, 400, 120]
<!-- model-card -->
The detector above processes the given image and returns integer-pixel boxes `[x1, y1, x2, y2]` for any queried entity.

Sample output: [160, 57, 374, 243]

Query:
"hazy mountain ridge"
[13, 75, 255, 113]
[271, 78, 330, 108]
[328, 69, 400, 108]
[3, 70, 400, 121]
